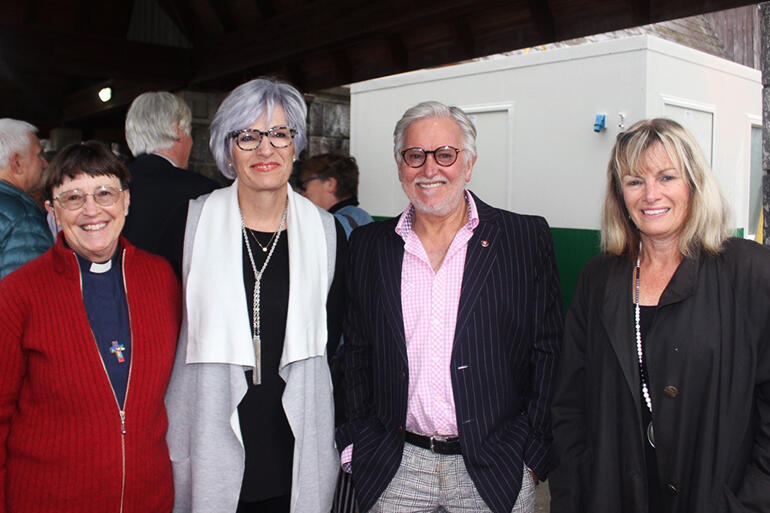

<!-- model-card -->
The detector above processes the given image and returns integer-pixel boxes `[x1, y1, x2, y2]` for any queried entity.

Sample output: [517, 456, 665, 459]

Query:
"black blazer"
[123, 154, 219, 255]
[337, 193, 564, 513]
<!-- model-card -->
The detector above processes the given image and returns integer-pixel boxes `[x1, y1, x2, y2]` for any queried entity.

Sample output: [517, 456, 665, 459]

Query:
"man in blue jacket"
[0, 118, 53, 279]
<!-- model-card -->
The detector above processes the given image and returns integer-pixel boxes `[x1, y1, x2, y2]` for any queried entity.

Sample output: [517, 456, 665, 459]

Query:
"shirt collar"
[395, 190, 479, 240]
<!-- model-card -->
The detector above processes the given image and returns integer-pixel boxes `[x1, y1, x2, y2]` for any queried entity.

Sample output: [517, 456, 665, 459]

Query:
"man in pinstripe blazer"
[336, 101, 563, 513]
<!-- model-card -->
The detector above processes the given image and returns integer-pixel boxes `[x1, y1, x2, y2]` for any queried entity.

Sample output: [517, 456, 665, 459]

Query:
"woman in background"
[551, 118, 770, 513]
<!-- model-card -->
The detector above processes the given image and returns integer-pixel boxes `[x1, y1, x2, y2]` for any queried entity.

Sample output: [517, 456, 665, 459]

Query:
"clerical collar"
[89, 260, 112, 273]
[74, 248, 120, 275]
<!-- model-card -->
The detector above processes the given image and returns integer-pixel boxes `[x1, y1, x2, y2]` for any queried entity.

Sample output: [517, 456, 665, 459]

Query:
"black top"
[328, 196, 360, 213]
[638, 304, 662, 512]
[77, 250, 131, 409]
[123, 153, 219, 255]
[238, 230, 292, 501]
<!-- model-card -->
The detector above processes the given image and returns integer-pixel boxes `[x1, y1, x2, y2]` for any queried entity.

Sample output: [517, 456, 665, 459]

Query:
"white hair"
[0, 119, 38, 169]
[125, 92, 191, 156]
[393, 101, 477, 165]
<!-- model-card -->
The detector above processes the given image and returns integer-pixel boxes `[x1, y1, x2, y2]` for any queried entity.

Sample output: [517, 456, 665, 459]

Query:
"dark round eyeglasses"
[400, 146, 462, 168]
[228, 126, 296, 151]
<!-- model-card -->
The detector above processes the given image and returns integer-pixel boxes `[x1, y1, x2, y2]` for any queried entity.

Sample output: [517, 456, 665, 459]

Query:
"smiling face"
[231, 104, 294, 195]
[397, 117, 475, 221]
[47, 173, 130, 263]
[621, 142, 691, 246]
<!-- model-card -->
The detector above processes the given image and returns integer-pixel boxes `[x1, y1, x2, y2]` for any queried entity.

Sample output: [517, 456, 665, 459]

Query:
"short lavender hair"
[209, 78, 307, 179]
[393, 101, 477, 165]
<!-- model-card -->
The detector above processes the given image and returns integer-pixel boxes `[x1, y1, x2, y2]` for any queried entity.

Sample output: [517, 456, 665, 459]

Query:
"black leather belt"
[405, 431, 462, 455]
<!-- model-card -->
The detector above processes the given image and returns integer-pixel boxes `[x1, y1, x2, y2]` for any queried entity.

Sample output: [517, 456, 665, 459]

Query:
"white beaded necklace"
[241, 204, 288, 385]
[635, 251, 655, 447]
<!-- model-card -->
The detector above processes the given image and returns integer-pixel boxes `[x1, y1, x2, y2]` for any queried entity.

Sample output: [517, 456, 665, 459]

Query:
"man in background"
[0, 118, 53, 279]
[122, 91, 218, 254]
[296, 153, 373, 237]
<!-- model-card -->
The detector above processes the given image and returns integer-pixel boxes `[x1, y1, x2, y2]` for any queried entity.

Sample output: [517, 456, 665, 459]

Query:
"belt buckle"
[429, 435, 447, 453]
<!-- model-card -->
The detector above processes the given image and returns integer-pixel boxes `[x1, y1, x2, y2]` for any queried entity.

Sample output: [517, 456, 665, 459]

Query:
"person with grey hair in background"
[164, 77, 346, 513]
[0, 118, 52, 279]
[122, 91, 218, 255]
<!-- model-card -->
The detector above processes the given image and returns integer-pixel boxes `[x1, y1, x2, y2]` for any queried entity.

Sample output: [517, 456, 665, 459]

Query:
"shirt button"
[666, 483, 678, 496]
[664, 385, 679, 399]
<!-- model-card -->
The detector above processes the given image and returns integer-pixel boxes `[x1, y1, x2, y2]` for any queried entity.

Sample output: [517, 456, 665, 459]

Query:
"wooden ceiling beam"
[452, 17, 475, 60]
[253, 0, 277, 19]
[526, 0, 556, 43]
[157, 0, 198, 42]
[0, 24, 193, 82]
[203, 0, 237, 32]
[192, 0, 500, 82]
[388, 35, 409, 73]
[626, 0, 651, 24]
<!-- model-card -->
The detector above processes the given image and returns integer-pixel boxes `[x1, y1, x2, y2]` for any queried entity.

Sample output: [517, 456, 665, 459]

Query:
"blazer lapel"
[601, 259, 640, 404]
[377, 227, 408, 363]
[453, 202, 500, 347]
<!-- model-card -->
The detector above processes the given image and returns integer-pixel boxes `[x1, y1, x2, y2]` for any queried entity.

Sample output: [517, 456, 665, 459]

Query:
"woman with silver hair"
[164, 77, 346, 513]
[550, 118, 770, 512]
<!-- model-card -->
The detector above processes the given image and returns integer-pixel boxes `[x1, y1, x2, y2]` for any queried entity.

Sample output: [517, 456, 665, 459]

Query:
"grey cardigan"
[165, 194, 338, 513]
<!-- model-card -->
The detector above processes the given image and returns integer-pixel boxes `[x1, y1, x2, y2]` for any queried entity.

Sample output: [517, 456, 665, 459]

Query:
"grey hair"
[125, 92, 191, 157]
[209, 78, 307, 179]
[0, 118, 38, 168]
[602, 118, 732, 259]
[393, 101, 477, 165]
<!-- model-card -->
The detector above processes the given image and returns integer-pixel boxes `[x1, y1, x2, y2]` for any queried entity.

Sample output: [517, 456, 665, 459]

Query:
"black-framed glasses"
[400, 146, 462, 168]
[294, 175, 325, 192]
[228, 126, 296, 151]
[52, 186, 123, 211]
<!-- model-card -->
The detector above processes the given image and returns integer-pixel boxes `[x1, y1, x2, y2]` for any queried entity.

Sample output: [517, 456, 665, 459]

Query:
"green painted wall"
[550, 228, 601, 312]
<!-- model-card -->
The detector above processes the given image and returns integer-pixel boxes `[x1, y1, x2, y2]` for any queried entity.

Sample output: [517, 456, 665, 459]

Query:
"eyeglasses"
[294, 175, 324, 192]
[52, 186, 123, 211]
[400, 146, 462, 168]
[228, 126, 296, 151]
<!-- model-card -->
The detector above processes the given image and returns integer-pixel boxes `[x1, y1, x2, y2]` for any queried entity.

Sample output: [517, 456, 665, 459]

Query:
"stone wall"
[305, 87, 351, 157]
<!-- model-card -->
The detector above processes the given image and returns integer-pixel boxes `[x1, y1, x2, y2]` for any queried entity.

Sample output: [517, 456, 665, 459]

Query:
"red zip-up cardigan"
[0, 235, 181, 513]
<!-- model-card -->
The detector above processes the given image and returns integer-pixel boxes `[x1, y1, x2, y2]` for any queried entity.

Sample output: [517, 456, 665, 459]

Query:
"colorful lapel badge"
[481, 239, 490, 248]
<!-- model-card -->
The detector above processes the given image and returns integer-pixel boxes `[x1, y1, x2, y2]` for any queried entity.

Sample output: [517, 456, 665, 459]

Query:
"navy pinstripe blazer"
[336, 193, 564, 513]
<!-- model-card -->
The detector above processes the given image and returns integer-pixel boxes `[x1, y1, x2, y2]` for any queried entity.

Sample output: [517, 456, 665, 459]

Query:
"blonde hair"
[601, 118, 731, 259]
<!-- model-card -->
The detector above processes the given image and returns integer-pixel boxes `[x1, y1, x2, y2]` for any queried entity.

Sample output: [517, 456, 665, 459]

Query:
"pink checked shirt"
[341, 192, 479, 468]
[398, 192, 479, 436]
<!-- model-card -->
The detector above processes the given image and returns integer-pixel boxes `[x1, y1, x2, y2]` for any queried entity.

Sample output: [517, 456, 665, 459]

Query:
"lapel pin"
[481, 239, 489, 247]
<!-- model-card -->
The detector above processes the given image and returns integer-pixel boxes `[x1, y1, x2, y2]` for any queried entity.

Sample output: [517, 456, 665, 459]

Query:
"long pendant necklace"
[635, 253, 655, 448]
[242, 203, 288, 385]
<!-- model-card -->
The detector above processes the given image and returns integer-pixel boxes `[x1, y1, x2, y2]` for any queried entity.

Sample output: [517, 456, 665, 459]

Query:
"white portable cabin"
[349, 34, 762, 307]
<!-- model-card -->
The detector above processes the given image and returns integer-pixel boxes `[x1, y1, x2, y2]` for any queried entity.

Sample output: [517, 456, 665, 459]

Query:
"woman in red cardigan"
[0, 141, 181, 513]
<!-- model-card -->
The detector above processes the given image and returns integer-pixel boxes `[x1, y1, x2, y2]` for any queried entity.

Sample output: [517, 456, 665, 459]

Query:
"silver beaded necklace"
[634, 250, 655, 448]
[241, 204, 288, 385]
